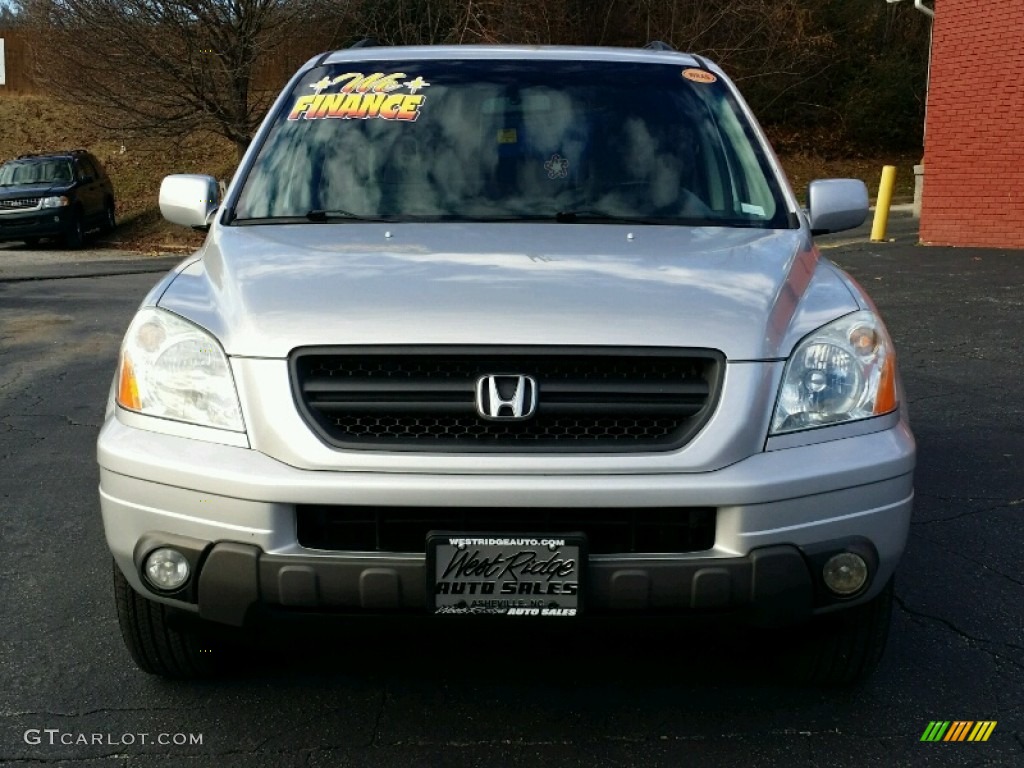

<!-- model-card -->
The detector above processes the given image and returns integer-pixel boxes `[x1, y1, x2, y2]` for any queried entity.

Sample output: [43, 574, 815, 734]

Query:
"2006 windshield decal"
[287, 72, 431, 122]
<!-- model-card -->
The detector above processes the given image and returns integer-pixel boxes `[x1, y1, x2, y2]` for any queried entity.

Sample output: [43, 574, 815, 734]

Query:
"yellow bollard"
[870, 165, 897, 242]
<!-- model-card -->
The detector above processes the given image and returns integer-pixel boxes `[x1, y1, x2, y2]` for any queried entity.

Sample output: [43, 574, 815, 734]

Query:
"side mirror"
[806, 179, 869, 235]
[159, 174, 219, 230]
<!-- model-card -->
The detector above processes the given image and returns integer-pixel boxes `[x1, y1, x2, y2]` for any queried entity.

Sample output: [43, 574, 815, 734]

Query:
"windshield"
[0, 159, 75, 187]
[234, 59, 791, 228]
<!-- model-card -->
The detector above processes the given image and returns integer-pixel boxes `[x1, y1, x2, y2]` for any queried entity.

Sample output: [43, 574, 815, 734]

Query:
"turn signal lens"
[875, 354, 897, 414]
[117, 354, 141, 410]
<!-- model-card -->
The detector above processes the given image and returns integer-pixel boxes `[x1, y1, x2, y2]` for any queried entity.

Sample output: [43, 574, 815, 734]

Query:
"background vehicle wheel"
[113, 560, 227, 678]
[63, 210, 85, 250]
[22, 237, 40, 248]
[101, 199, 116, 233]
[791, 577, 895, 686]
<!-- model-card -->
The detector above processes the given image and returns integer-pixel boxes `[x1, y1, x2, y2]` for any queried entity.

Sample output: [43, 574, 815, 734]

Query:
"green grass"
[1, 94, 919, 251]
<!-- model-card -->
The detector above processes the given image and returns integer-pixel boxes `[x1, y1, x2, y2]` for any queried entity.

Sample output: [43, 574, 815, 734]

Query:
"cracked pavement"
[1, 226, 1022, 766]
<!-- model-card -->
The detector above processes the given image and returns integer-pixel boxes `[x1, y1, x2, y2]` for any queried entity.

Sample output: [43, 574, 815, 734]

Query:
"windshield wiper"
[305, 208, 388, 222]
[554, 210, 772, 228]
[554, 210, 671, 225]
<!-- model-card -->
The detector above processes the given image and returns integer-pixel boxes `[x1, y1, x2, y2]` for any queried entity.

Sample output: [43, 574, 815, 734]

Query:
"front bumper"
[98, 416, 915, 626]
[0, 206, 73, 241]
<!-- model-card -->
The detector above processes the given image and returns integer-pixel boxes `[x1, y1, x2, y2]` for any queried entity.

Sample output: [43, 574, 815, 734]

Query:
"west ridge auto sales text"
[435, 546, 578, 597]
[434, 580, 578, 595]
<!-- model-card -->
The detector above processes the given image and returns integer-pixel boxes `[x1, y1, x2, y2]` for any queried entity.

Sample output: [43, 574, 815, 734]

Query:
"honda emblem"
[475, 375, 538, 420]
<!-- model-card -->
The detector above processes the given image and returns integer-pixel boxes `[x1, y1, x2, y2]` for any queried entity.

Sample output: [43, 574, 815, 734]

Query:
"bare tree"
[0, 0, 22, 24]
[16, 0, 351, 158]
[11, 0, 928, 158]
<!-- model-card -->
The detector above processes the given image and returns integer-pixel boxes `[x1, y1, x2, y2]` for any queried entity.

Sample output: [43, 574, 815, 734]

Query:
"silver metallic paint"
[98, 45, 916, 623]
[156, 224, 858, 362]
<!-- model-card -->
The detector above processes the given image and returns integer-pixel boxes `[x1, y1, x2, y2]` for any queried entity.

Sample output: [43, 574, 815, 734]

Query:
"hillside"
[0, 95, 235, 252]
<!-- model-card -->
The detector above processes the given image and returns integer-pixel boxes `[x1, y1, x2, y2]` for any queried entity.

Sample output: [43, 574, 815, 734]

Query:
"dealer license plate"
[427, 533, 586, 617]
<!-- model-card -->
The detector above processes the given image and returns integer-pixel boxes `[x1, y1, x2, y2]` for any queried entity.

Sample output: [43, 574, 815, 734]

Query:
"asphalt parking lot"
[1, 217, 1022, 767]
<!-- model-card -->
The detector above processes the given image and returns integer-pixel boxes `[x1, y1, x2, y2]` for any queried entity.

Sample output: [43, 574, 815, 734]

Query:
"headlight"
[40, 195, 70, 208]
[771, 310, 897, 435]
[116, 308, 244, 431]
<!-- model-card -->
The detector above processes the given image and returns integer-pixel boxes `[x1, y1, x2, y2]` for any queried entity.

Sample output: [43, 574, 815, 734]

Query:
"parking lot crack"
[0, 367, 26, 394]
[368, 681, 390, 747]
[908, 391, 959, 405]
[895, 596, 1024, 670]
[912, 533, 1024, 587]
[63, 415, 101, 428]
[0, 416, 46, 441]
[911, 498, 1023, 525]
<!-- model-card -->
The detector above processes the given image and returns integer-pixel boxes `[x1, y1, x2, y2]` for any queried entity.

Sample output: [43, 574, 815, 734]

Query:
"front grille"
[297, 505, 717, 555]
[0, 198, 41, 210]
[290, 346, 723, 452]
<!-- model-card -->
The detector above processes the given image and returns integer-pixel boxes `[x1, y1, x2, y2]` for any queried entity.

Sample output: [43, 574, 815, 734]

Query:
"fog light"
[822, 552, 868, 596]
[144, 548, 190, 591]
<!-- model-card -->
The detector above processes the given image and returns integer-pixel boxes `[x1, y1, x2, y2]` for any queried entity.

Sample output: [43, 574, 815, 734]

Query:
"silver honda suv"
[98, 42, 915, 683]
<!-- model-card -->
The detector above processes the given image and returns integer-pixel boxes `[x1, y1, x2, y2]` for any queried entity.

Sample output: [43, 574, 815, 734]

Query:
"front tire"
[63, 210, 85, 250]
[101, 199, 116, 234]
[794, 577, 895, 685]
[113, 560, 225, 678]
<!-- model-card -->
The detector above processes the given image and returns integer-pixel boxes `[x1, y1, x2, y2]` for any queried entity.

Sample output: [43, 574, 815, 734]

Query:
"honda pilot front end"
[98, 44, 915, 684]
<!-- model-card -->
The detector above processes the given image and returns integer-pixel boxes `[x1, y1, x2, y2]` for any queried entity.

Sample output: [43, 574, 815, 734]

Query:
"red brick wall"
[921, 0, 1024, 249]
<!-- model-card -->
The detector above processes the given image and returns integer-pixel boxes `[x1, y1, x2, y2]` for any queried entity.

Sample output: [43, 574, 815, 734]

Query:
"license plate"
[427, 533, 585, 617]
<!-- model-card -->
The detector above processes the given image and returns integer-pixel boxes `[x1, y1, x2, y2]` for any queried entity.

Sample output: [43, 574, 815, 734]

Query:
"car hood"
[157, 223, 861, 360]
[0, 183, 70, 199]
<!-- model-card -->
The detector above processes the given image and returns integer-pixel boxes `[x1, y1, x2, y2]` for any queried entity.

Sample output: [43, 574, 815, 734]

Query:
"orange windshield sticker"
[682, 68, 717, 84]
[287, 72, 430, 122]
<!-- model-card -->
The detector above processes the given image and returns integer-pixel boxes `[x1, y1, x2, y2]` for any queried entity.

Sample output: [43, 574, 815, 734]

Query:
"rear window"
[233, 59, 791, 228]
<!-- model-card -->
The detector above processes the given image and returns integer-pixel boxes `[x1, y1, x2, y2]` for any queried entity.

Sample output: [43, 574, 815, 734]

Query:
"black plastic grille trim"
[290, 346, 724, 453]
[297, 505, 717, 555]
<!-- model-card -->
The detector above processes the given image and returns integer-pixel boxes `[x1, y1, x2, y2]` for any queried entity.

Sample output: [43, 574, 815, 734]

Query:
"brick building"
[921, 0, 1024, 248]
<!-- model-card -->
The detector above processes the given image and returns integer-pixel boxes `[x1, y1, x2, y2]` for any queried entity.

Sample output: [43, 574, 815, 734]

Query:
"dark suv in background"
[0, 149, 116, 249]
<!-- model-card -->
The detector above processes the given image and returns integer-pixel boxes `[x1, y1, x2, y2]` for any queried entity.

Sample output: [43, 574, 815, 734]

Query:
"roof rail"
[350, 37, 380, 49]
[643, 40, 676, 52]
[14, 149, 84, 159]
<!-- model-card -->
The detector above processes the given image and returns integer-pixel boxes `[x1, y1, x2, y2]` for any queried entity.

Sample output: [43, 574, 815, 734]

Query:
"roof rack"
[643, 40, 676, 52]
[15, 149, 87, 159]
